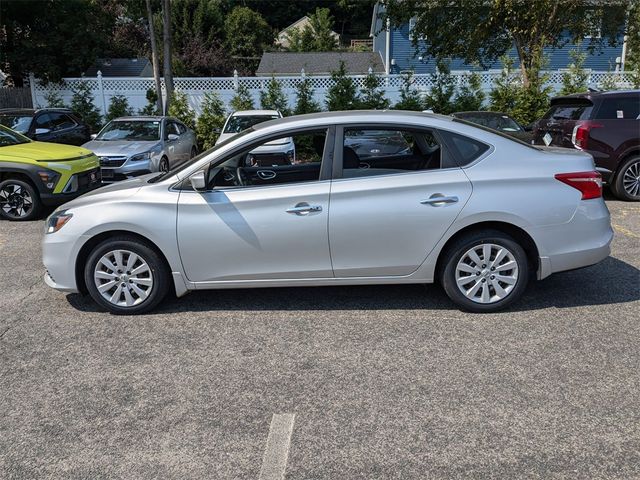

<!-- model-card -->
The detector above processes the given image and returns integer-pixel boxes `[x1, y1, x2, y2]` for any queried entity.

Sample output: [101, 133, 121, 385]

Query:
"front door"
[177, 128, 334, 283]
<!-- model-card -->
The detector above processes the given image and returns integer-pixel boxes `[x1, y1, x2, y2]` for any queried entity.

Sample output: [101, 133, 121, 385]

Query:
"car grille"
[99, 156, 127, 167]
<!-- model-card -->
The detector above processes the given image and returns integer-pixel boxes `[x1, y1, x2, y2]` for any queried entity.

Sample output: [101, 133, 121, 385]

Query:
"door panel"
[177, 182, 332, 282]
[328, 169, 472, 277]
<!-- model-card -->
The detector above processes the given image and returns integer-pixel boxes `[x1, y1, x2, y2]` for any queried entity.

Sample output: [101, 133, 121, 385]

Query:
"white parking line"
[258, 413, 296, 480]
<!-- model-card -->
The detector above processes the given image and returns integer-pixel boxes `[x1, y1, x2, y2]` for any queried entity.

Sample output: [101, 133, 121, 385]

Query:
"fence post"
[28, 72, 38, 108]
[233, 70, 239, 90]
[97, 70, 107, 116]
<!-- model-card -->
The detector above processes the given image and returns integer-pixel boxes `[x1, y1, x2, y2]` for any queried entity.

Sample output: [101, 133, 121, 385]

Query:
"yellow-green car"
[0, 125, 100, 220]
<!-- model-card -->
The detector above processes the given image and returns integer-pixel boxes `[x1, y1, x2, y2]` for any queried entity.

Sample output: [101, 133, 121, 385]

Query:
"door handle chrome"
[421, 195, 459, 206]
[286, 203, 322, 215]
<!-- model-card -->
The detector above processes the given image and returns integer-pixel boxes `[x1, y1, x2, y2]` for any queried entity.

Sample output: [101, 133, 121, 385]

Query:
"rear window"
[594, 96, 640, 120]
[543, 100, 593, 121]
[439, 130, 490, 166]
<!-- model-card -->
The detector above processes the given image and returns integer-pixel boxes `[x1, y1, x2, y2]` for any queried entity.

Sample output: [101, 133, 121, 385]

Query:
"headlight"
[37, 169, 61, 190]
[46, 210, 73, 234]
[129, 151, 152, 162]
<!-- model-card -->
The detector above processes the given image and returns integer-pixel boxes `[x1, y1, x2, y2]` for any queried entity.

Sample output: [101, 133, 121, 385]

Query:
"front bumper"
[41, 168, 102, 206]
[100, 158, 153, 183]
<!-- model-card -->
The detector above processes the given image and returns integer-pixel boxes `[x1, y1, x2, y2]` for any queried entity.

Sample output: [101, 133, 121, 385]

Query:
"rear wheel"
[84, 236, 170, 314]
[0, 179, 42, 221]
[440, 230, 529, 312]
[612, 155, 640, 201]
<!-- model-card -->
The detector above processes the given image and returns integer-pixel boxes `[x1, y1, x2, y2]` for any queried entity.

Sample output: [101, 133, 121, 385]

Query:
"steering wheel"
[236, 167, 247, 186]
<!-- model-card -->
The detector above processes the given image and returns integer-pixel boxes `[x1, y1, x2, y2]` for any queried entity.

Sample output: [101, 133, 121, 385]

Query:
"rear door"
[327, 125, 478, 277]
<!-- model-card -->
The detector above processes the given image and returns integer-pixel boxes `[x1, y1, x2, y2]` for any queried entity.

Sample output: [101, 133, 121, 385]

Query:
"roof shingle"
[256, 52, 385, 76]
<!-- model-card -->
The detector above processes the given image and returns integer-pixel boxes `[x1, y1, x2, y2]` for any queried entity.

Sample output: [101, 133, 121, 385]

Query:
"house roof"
[84, 58, 152, 77]
[256, 52, 385, 76]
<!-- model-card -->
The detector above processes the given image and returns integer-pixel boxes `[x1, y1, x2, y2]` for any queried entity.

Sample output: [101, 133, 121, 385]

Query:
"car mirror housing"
[167, 133, 179, 141]
[189, 170, 206, 191]
[90, 133, 97, 140]
[35, 128, 51, 135]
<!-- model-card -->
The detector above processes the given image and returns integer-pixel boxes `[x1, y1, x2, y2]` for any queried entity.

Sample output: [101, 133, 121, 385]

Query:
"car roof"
[551, 89, 640, 102]
[231, 110, 281, 117]
[0, 107, 75, 115]
[111, 115, 170, 121]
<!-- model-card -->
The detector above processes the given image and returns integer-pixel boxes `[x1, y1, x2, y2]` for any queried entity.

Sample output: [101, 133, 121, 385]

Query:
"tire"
[0, 178, 42, 221]
[84, 236, 170, 314]
[190, 146, 197, 159]
[440, 230, 529, 313]
[611, 155, 640, 201]
[159, 156, 170, 173]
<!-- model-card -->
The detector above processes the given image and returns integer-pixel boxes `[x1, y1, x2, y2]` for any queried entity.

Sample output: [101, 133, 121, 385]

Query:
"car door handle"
[286, 203, 322, 215]
[420, 195, 459, 206]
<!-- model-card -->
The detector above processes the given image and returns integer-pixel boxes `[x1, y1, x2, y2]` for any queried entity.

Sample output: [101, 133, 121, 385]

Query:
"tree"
[196, 92, 226, 150]
[560, 50, 589, 95]
[44, 91, 66, 109]
[140, 88, 160, 115]
[423, 61, 456, 114]
[383, 0, 629, 89]
[145, 0, 164, 115]
[394, 71, 424, 111]
[489, 56, 520, 113]
[359, 70, 390, 109]
[624, 0, 640, 87]
[70, 82, 102, 133]
[167, 90, 195, 129]
[162, 0, 175, 113]
[294, 78, 321, 115]
[452, 72, 485, 112]
[285, 8, 339, 52]
[326, 61, 360, 111]
[229, 84, 255, 111]
[106, 95, 134, 122]
[260, 77, 290, 115]
[224, 7, 273, 59]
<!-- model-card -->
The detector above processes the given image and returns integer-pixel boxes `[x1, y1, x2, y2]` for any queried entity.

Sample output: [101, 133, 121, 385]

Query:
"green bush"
[168, 90, 195, 129]
[358, 70, 390, 110]
[260, 76, 289, 115]
[560, 50, 589, 95]
[423, 61, 456, 114]
[70, 81, 102, 132]
[394, 71, 423, 111]
[106, 94, 133, 121]
[326, 61, 359, 111]
[229, 84, 254, 111]
[44, 90, 65, 108]
[140, 89, 160, 115]
[489, 56, 520, 114]
[293, 78, 320, 115]
[196, 91, 226, 150]
[452, 72, 485, 112]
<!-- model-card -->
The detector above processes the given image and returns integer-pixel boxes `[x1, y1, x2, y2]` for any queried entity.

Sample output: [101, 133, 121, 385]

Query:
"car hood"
[60, 174, 155, 211]
[82, 140, 161, 156]
[0, 141, 94, 162]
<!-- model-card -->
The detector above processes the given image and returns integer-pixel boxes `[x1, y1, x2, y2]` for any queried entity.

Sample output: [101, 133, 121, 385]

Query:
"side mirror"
[213, 127, 221, 134]
[167, 133, 179, 141]
[35, 128, 50, 135]
[189, 170, 206, 191]
[90, 133, 97, 140]
[523, 123, 534, 132]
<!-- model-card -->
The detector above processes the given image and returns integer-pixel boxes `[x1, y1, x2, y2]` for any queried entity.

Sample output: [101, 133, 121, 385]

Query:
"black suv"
[532, 90, 640, 201]
[0, 108, 91, 146]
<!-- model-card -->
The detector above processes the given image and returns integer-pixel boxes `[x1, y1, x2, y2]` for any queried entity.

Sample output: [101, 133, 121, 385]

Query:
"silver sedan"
[44, 111, 613, 314]
[83, 116, 197, 183]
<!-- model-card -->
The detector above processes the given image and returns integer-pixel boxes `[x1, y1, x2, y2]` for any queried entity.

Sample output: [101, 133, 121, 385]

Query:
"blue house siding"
[376, 20, 624, 74]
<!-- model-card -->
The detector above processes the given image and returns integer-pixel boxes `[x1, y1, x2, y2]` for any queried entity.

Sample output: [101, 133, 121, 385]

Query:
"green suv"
[0, 125, 100, 220]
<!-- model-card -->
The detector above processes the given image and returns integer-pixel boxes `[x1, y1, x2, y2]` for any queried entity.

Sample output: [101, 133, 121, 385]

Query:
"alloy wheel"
[0, 183, 34, 219]
[93, 249, 154, 307]
[455, 243, 519, 304]
[622, 160, 640, 198]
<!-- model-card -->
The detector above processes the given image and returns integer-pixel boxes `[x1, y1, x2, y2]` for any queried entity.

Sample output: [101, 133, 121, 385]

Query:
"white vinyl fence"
[30, 70, 636, 117]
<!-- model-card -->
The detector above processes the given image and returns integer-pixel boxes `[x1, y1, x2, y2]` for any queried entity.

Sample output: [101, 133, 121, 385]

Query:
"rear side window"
[439, 130, 490, 166]
[594, 97, 640, 120]
[543, 101, 593, 120]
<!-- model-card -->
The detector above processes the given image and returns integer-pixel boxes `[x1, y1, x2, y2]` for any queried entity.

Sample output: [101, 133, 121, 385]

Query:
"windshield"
[0, 125, 31, 146]
[223, 114, 279, 134]
[0, 114, 33, 134]
[96, 120, 161, 141]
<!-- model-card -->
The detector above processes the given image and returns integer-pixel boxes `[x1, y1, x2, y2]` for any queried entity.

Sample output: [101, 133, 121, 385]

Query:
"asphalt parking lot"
[1, 197, 639, 479]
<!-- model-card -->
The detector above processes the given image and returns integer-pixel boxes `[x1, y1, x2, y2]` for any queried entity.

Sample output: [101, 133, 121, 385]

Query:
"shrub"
[489, 56, 520, 114]
[326, 61, 359, 111]
[260, 76, 289, 115]
[70, 81, 102, 132]
[229, 84, 254, 111]
[423, 61, 456, 114]
[560, 50, 589, 95]
[452, 72, 485, 112]
[44, 90, 65, 108]
[168, 90, 195, 129]
[358, 70, 390, 110]
[597, 73, 621, 91]
[293, 78, 320, 115]
[196, 91, 226, 150]
[140, 89, 160, 115]
[106, 94, 133, 121]
[394, 71, 423, 111]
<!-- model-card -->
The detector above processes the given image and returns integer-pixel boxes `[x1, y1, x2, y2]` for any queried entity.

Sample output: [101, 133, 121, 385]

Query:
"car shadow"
[66, 256, 639, 314]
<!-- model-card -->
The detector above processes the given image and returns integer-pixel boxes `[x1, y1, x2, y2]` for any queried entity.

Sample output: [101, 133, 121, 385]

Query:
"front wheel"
[84, 236, 170, 314]
[190, 146, 197, 159]
[611, 155, 640, 201]
[440, 230, 529, 313]
[0, 179, 42, 221]
[158, 157, 170, 173]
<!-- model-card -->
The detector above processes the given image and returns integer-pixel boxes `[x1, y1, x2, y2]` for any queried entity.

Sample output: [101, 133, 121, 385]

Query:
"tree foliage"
[394, 71, 424, 111]
[224, 6, 273, 59]
[453, 72, 485, 112]
[423, 62, 456, 114]
[284, 8, 339, 52]
[167, 90, 196, 129]
[229, 84, 255, 111]
[70, 82, 102, 133]
[106, 94, 134, 121]
[358, 71, 390, 109]
[560, 50, 589, 95]
[196, 91, 226, 150]
[140, 88, 161, 115]
[326, 61, 360, 111]
[293, 78, 321, 115]
[44, 91, 66, 109]
[260, 77, 290, 115]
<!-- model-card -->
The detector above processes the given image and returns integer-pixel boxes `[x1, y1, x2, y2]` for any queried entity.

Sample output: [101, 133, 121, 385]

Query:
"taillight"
[555, 171, 603, 200]
[571, 122, 603, 149]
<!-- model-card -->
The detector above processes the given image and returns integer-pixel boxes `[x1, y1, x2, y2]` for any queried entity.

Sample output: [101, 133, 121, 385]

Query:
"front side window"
[47, 113, 76, 131]
[206, 129, 327, 189]
[0, 114, 33, 134]
[96, 120, 161, 141]
[223, 114, 280, 134]
[340, 127, 456, 178]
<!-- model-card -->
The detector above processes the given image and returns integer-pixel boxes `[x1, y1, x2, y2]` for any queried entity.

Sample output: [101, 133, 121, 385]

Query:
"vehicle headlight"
[37, 169, 61, 190]
[129, 151, 152, 162]
[46, 210, 73, 234]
